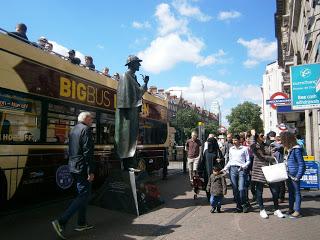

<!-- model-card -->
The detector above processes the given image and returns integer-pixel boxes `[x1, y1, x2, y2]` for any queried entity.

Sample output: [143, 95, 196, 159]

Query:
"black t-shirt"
[8, 32, 29, 43]
[70, 57, 81, 65]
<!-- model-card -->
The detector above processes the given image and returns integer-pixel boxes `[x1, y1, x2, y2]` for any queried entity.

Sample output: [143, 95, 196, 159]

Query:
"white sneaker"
[274, 209, 285, 218]
[260, 209, 269, 219]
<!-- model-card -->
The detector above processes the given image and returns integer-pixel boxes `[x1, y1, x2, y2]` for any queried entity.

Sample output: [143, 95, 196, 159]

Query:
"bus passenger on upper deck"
[37, 36, 48, 49]
[8, 23, 29, 43]
[67, 49, 81, 65]
[112, 73, 120, 81]
[102, 67, 111, 77]
[45, 42, 53, 52]
[85, 56, 95, 70]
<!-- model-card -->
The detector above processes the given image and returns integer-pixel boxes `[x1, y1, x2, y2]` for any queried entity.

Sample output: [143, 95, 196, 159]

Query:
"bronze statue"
[115, 55, 149, 170]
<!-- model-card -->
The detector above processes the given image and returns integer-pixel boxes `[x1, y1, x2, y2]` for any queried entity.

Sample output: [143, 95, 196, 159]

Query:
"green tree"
[204, 121, 219, 137]
[172, 108, 200, 144]
[226, 101, 263, 134]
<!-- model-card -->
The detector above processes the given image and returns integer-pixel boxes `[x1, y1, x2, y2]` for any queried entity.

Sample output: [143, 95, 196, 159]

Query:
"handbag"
[261, 158, 288, 183]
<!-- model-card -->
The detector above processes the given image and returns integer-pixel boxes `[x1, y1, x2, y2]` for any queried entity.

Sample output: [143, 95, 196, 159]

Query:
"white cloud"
[138, 34, 227, 73]
[243, 59, 259, 68]
[217, 10, 241, 21]
[197, 49, 227, 67]
[50, 40, 85, 64]
[237, 38, 277, 61]
[237, 38, 277, 68]
[172, 0, 212, 22]
[132, 21, 151, 29]
[138, 34, 202, 73]
[137, 2, 226, 74]
[235, 84, 262, 101]
[155, 3, 189, 36]
[167, 75, 262, 123]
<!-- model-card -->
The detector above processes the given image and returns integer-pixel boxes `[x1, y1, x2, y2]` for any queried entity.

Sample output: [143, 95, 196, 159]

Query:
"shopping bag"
[261, 162, 288, 183]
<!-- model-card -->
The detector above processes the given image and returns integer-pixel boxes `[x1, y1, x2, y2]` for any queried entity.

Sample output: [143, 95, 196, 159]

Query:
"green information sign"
[290, 63, 320, 110]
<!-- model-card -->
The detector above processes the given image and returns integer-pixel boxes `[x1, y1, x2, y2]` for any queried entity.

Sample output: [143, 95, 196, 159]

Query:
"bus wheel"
[0, 170, 8, 207]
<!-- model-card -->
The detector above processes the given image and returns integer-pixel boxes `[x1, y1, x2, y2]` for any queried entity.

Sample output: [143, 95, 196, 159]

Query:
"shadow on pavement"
[0, 173, 189, 240]
[300, 207, 320, 217]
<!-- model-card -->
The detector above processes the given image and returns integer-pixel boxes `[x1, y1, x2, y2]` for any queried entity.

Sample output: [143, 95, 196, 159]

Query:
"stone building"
[275, 0, 320, 158]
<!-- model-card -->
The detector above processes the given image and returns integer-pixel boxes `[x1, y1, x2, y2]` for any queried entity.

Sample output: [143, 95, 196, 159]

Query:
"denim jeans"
[279, 181, 286, 200]
[59, 174, 92, 226]
[287, 178, 301, 213]
[210, 195, 222, 208]
[229, 166, 247, 208]
[255, 182, 280, 210]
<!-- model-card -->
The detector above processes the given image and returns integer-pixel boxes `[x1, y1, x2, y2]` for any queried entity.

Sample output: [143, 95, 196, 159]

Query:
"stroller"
[192, 174, 206, 200]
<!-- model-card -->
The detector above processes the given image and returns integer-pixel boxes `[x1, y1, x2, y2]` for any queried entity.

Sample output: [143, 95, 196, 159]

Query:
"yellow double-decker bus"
[0, 28, 169, 207]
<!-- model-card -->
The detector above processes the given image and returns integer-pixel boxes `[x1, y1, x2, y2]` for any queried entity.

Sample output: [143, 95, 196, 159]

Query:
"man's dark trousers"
[58, 174, 92, 227]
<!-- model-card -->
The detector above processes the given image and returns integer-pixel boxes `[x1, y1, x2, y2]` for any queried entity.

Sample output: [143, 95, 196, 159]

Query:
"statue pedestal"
[91, 169, 163, 216]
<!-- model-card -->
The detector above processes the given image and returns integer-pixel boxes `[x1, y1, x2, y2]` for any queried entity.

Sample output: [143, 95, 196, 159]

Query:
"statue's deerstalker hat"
[125, 55, 142, 66]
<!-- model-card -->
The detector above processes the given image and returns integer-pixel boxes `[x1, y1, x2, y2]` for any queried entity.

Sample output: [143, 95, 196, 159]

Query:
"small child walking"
[206, 166, 227, 213]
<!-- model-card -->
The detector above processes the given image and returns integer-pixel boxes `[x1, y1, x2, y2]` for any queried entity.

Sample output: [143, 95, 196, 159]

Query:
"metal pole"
[305, 110, 313, 155]
[183, 149, 187, 174]
[312, 109, 320, 161]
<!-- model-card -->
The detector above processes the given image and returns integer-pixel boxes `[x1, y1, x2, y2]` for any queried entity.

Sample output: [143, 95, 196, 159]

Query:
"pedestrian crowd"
[5, 23, 120, 80]
[185, 129, 306, 219]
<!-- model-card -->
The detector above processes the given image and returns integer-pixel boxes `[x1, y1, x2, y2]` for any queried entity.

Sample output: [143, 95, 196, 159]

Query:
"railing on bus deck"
[0, 27, 117, 80]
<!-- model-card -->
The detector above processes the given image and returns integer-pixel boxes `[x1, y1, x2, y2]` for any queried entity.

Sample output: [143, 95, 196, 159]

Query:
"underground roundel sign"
[267, 92, 290, 110]
[277, 123, 287, 131]
[56, 165, 73, 189]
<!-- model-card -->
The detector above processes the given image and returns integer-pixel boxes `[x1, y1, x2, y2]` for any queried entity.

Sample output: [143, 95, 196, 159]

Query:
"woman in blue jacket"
[280, 132, 306, 218]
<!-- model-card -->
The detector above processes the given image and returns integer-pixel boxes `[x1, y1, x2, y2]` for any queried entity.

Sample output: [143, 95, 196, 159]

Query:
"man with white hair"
[52, 111, 95, 239]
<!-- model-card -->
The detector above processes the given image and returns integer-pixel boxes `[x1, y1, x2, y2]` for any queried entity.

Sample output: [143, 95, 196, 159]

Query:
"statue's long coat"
[115, 70, 147, 158]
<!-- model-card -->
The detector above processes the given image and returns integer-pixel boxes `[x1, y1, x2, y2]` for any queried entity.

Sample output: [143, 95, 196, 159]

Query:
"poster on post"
[300, 161, 319, 189]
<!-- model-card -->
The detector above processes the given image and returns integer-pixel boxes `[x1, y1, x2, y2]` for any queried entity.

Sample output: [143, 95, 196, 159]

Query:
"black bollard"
[183, 149, 187, 174]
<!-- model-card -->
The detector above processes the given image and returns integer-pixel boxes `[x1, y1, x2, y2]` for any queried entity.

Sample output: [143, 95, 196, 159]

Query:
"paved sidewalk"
[0, 173, 319, 240]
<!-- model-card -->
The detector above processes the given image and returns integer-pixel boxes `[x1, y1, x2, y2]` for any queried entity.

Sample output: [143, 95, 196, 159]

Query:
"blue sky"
[1, 0, 277, 126]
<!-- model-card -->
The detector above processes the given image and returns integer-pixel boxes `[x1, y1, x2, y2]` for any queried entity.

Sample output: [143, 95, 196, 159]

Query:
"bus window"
[47, 103, 77, 143]
[0, 92, 41, 143]
[46, 105, 97, 144]
[139, 119, 167, 145]
[99, 112, 115, 144]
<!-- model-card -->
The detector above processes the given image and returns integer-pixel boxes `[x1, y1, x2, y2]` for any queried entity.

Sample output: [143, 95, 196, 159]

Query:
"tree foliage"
[172, 108, 219, 144]
[204, 121, 219, 137]
[226, 101, 263, 134]
[172, 108, 200, 144]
